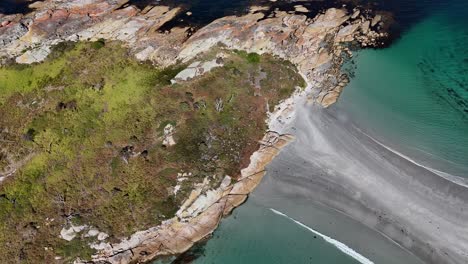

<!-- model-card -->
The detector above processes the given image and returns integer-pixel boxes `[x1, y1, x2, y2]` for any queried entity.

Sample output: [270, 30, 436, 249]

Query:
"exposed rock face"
[0, 1, 386, 107]
[0, 0, 185, 65]
[371, 14, 382, 27]
[171, 57, 224, 83]
[0, 2, 389, 263]
[89, 133, 294, 264]
[60, 225, 87, 242]
[177, 8, 386, 107]
[162, 124, 176, 147]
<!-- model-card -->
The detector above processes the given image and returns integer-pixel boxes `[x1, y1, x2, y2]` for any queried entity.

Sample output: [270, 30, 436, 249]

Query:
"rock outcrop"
[0, 1, 386, 107]
[89, 132, 294, 264]
[0, 1, 185, 65]
[171, 57, 224, 84]
[0, 2, 389, 263]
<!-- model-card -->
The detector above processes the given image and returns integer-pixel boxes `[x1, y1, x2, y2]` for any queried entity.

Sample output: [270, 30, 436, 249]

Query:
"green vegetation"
[0, 41, 304, 263]
[235, 50, 261, 64]
[90, 38, 106, 50]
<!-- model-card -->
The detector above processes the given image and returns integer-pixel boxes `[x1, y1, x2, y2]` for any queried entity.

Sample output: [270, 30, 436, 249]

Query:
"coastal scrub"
[0, 41, 304, 262]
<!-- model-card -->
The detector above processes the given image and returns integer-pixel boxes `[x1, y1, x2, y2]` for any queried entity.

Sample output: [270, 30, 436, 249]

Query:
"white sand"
[255, 103, 468, 264]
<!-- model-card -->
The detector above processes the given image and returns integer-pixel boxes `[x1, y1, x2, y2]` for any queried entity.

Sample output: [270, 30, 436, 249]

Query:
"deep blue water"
[0, 0, 38, 15]
[129, 0, 355, 30]
[3, 0, 467, 263]
[160, 0, 468, 263]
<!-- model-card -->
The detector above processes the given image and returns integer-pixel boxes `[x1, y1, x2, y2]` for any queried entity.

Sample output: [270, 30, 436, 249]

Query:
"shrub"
[91, 38, 106, 50]
[246, 52, 261, 63]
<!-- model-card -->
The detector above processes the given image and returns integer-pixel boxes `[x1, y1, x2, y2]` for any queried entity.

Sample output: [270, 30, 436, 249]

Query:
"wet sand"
[251, 102, 468, 264]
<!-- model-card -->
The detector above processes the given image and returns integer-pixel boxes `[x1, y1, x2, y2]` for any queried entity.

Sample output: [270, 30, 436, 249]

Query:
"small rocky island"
[0, 0, 387, 263]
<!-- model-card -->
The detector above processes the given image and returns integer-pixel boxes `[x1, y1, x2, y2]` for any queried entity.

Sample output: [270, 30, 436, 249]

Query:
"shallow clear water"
[338, 0, 468, 177]
[184, 195, 424, 264]
[191, 201, 361, 264]
[4, 0, 467, 263]
[183, 1, 468, 263]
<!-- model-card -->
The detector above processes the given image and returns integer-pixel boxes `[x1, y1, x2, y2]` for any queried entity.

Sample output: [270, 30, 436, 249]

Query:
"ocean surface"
[340, 0, 468, 178]
[2, 0, 467, 263]
[171, 0, 468, 263]
[0, 0, 38, 14]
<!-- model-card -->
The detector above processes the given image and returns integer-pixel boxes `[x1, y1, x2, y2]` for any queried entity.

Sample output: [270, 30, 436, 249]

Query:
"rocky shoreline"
[0, 0, 388, 107]
[0, 1, 390, 263]
[89, 132, 294, 263]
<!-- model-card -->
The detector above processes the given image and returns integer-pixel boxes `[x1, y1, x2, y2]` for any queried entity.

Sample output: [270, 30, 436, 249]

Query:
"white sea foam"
[355, 126, 468, 189]
[270, 208, 374, 264]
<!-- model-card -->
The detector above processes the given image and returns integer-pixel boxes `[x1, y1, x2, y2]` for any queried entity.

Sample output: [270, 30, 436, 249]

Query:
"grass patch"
[234, 50, 261, 64]
[91, 38, 106, 50]
[0, 42, 304, 262]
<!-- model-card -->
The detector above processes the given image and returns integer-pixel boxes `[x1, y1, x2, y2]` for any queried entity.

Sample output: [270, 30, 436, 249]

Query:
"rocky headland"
[0, 0, 388, 107]
[0, 1, 389, 263]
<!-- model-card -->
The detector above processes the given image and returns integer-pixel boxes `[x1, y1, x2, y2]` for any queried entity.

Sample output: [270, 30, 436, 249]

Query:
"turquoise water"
[154, 200, 364, 264]
[176, 191, 424, 264]
[182, 2, 468, 264]
[191, 202, 361, 264]
[339, 1, 468, 177]
[6, 0, 467, 263]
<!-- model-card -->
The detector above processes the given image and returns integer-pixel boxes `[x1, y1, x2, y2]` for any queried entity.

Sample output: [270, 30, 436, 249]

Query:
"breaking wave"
[270, 208, 374, 264]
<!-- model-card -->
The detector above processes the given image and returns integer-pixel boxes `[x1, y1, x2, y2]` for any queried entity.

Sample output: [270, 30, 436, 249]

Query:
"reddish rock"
[112, 6, 139, 18]
[51, 9, 69, 20]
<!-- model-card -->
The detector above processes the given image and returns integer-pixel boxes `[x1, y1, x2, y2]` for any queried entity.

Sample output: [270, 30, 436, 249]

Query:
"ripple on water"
[338, 0, 468, 177]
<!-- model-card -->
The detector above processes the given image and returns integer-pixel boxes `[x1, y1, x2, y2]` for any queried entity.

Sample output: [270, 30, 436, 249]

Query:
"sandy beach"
[250, 102, 468, 264]
[1, 0, 466, 262]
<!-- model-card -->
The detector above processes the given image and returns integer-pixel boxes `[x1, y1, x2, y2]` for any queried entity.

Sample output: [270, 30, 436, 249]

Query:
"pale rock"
[173, 185, 181, 195]
[135, 46, 155, 61]
[86, 229, 100, 237]
[361, 20, 370, 34]
[60, 225, 87, 241]
[351, 9, 360, 19]
[250, 6, 269, 13]
[171, 58, 224, 83]
[294, 5, 309, 13]
[220, 176, 232, 189]
[162, 124, 176, 147]
[97, 232, 109, 241]
[320, 91, 340, 107]
[145, 6, 171, 18]
[337, 23, 360, 39]
[371, 14, 382, 27]
[90, 242, 110, 250]
[16, 46, 51, 64]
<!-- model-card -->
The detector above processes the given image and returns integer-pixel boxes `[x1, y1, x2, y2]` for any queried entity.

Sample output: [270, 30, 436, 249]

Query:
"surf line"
[353, 125, 468, 188]
[270, 208, 374, 264]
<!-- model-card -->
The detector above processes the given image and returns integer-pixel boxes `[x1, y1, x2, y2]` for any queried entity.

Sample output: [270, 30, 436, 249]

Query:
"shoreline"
[1, 1, 396, 263]
[355, 126, 468, 188]
[249, 103, 468, 264]
[89, 132, 296, 263]
[88, 135, 292, 263]
[89, 64, 314, 263]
